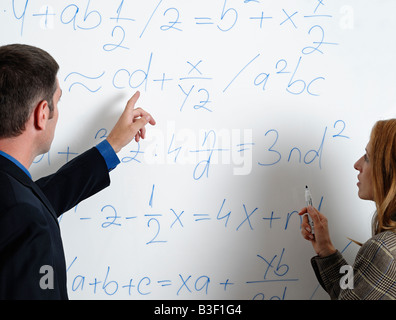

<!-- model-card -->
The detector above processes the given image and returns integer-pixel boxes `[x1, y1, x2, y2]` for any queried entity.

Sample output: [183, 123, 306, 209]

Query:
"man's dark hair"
[0, 44, 59, 138]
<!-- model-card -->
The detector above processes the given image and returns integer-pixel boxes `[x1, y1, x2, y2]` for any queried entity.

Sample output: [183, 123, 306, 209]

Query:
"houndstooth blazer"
[311, 231, 396, 300]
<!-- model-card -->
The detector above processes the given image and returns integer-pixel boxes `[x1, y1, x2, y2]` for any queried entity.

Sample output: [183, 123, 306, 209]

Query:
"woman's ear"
[33, 100, 49, 131]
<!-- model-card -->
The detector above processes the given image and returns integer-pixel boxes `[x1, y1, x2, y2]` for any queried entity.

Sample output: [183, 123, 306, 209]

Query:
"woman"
[300, 119, 396, 300]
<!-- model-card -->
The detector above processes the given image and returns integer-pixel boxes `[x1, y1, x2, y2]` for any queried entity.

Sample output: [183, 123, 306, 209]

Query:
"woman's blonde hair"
[370, 119, 396, 234]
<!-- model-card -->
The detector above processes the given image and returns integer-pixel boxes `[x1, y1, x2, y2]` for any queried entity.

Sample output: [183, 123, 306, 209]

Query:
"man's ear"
[33, 100, 49, 131]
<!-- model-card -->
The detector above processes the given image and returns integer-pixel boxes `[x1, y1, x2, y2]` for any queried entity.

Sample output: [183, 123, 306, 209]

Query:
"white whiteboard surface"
[2, 0, 395, 300]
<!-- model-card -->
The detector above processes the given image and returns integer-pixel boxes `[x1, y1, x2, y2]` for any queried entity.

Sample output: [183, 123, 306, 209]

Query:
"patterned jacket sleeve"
[311, 231, 396, 300]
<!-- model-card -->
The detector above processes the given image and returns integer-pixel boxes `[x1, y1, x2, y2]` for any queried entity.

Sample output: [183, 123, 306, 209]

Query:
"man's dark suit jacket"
[0, 147, 110, 299]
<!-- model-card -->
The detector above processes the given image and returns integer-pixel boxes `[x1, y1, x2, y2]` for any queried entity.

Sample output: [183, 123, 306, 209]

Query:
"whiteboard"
[2, 0, 396, 300]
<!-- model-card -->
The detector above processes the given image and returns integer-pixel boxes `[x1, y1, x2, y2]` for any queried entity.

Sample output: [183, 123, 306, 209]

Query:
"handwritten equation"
[8, 0, 340, 37]
[33, 120, 350, 180]
[2, 0, 360, 300]
[60, 53, 330, 107]
[2, 0, 343, 104]
[70, 196, 318, 239]
[67, 247, 294, 300]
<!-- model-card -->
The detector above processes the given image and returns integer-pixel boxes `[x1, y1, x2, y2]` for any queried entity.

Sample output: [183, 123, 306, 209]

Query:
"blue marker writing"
[305, 186, 315, 234]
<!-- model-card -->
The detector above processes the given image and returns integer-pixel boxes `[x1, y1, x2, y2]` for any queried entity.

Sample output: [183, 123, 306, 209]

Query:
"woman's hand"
[299, 206, 337, 257]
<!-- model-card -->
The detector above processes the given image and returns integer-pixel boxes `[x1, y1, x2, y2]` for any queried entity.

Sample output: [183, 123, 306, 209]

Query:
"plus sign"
[58, 147, 78, 163]
[153, 73, 173, 90]
[262, 211, 281, 228]
[249, 12, 273, 29]
[220, 279, 234, 291]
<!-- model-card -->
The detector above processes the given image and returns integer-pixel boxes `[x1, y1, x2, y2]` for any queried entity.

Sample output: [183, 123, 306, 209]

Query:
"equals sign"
[236, 143, 255, 152]
[157, 280, 172, 287]
[194, 17, 213, 25]
[193, 214, 211, 222]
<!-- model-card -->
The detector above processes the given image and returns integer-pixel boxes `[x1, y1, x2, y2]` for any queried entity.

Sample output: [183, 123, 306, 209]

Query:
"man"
[0, 44, 156, 299]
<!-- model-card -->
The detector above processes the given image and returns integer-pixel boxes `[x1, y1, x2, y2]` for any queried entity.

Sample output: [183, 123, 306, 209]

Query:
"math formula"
[2, 0, 367, 300]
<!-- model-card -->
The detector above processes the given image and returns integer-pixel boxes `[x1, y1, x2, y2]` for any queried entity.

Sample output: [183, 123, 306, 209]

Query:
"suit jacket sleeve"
[311, 232, 396, 300]
[310, 250, 348, 299]
[34, 147, 111, 217]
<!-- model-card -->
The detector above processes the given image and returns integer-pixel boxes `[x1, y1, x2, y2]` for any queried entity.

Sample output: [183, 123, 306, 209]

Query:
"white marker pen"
[305, 186, 315, 234]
